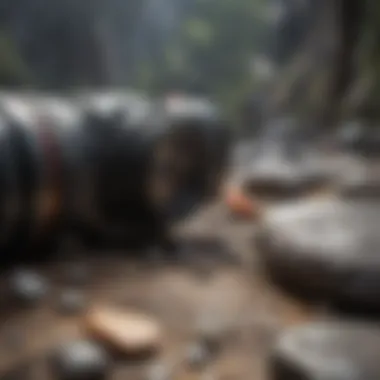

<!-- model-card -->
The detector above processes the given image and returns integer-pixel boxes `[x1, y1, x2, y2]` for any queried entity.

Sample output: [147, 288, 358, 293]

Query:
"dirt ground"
[0, 200, 329, 380]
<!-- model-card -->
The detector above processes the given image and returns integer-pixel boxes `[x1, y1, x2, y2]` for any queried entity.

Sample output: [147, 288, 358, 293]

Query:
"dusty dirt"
[0, 201, 329, 380]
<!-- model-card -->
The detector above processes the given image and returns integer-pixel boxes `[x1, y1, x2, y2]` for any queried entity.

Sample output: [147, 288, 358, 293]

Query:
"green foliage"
[133, 0, 270, 122]
[0, 32, 32, 87]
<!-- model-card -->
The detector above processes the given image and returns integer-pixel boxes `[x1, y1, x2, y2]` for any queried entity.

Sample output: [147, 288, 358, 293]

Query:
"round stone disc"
[255, 198, 380, 311]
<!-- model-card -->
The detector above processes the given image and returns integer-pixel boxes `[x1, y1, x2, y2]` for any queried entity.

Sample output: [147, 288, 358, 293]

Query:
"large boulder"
[255, 198, 380, 312]
[271, 322, 380, 380]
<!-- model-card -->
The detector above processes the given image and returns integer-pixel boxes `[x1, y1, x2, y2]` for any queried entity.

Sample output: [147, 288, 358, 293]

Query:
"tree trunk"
[266, 0, 364, 132]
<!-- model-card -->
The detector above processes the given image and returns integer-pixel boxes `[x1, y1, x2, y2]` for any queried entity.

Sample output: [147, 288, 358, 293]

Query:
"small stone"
[85, 307, 162, 355]
[8, 269, 49, 306]
[58, 289, 86, 315]
[185, 342, 211, 369]
[51, 340, 110, 380]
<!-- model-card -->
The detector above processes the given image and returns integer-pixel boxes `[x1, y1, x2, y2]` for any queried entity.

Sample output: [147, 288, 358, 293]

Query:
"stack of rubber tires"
[0, 92, 82, 259]
[0, 91, 231, 257]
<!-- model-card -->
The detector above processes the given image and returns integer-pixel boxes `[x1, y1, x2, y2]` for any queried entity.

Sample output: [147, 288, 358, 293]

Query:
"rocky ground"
[0, 198, 325, 380]
[2, 146, 380, 380]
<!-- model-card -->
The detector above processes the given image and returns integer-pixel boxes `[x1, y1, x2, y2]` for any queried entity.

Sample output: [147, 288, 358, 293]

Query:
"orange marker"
[224, 185, 261, 220]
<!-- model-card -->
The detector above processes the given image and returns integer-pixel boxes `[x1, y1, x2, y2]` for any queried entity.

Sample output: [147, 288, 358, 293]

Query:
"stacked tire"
[149, 94, 231, 219]
[0, 92, 82, 259]
[73, 92, 231, 247]
[0, 91, 231, 255]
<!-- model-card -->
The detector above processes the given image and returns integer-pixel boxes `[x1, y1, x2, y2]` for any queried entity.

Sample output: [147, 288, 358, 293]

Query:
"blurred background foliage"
[0, 31, 32, 86]
[0, 0, 274, 123]
[0, 0, 379, 131]
[133, 0, 272, 122]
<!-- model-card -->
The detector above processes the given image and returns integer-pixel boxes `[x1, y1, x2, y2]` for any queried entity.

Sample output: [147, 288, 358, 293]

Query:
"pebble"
[51, 340, 110, 380]
[85, 307, 162, 355]
[58, 289, 87, 315]
[185, 341, 211, 369]
[8, 269, 49, 306]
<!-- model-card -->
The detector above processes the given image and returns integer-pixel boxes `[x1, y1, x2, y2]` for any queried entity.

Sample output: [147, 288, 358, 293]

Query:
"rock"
[185, 342, 211, 369]
[8, 269, 49, 306]
[341, 181, 380, 199]
[51, 340, 110, 380]
[58, 289, 87, 315]
[270, 322, 380, 380]
[241, 154, 329, 199]
[255, 198, 380, 312]
[85, 307, 162, 355]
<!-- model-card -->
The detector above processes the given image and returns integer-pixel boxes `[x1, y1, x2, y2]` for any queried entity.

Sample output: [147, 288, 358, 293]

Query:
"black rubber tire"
[0, 94, 67, 260]
[73, 92, 164, 248]
[0, 96, 38, 257]
[150, 94, 231, 218]
[0, 113, 19, 255]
